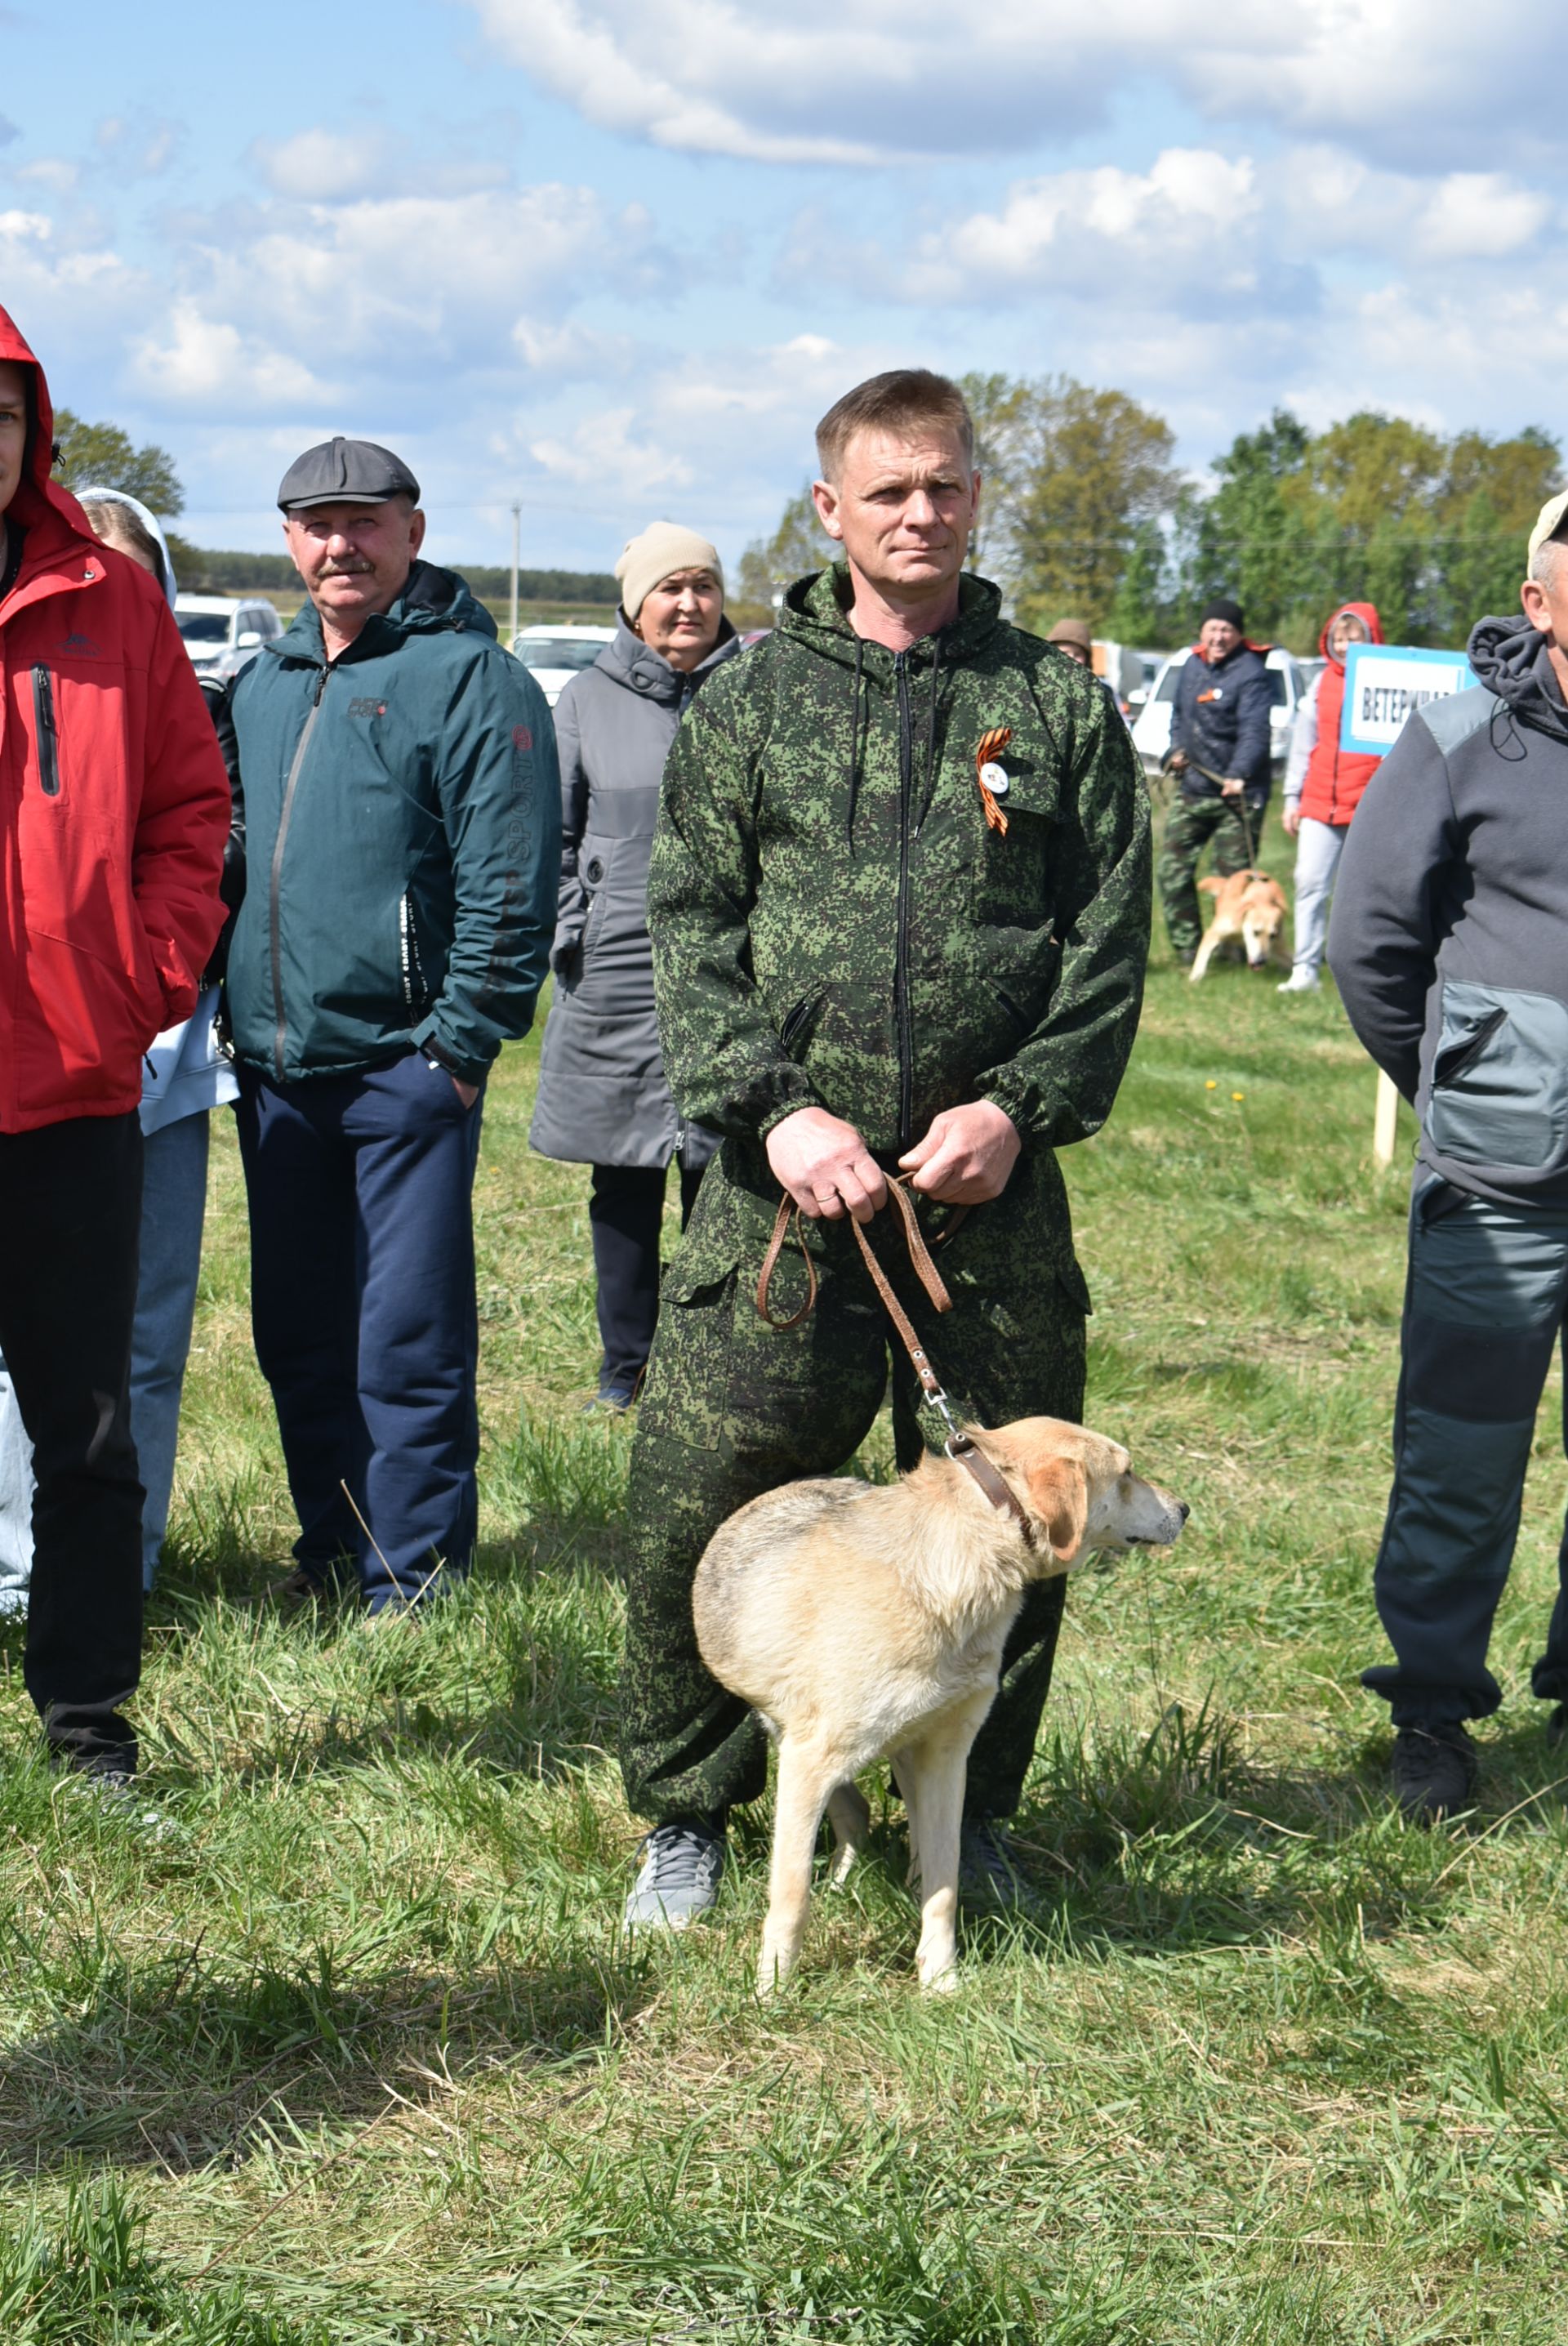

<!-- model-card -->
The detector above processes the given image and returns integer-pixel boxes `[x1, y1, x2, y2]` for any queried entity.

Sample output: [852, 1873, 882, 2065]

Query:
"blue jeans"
[234, 1055, 484, 1609]
[0, 1354, 30, 1616]
[0, 1110, 210, 1604]
[131, 1112, 211, 1587]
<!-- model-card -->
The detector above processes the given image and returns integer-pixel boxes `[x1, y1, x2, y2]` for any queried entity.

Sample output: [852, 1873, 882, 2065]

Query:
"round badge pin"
[979, 761, 1009, 797]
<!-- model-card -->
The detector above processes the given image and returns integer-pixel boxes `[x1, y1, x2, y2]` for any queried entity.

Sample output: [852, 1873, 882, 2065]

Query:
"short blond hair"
[814, 369, 974, 486]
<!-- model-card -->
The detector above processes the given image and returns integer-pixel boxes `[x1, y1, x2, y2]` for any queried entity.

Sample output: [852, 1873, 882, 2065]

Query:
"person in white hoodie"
[0, 490, 237, 1610]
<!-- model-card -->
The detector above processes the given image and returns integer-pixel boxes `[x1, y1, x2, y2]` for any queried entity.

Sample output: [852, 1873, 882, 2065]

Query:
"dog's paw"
[918, 1958, 960, 1995]
[826, 1842, 858, 1890]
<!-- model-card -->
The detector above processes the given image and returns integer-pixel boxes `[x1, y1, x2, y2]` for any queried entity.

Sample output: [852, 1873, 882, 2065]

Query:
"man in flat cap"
[1332, 492, 1568, 1817]
[224, 438, 559, 1610]
[1157, 598, 1273, 964]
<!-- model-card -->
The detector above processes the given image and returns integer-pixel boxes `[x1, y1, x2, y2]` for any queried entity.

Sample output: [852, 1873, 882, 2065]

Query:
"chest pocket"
[964, 756, 1059, 927]
[20, 655, 129, 816]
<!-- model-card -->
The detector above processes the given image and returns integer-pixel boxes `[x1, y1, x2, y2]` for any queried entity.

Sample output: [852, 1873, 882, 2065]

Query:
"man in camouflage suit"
[1156, 598, 1273, 962]
[621, 369, 1151, 1929]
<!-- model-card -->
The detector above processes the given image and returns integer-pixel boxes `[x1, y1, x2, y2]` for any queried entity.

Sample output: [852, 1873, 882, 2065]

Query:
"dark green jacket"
[648, 565, 1150, 1159]
[226, 561, 559, 1085]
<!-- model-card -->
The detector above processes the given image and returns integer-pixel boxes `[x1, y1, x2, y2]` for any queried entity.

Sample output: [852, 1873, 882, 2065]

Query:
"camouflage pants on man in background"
[618, 1143, 1090, 1831]
[1156, 795, 1264, 961]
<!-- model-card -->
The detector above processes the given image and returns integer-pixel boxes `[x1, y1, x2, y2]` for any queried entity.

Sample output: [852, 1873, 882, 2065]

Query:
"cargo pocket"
[645, 1225, 743, 1452]
[1425, 980, 1568, 1172]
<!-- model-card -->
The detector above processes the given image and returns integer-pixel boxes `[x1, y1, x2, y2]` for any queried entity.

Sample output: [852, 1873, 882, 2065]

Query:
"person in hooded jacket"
[530, 524, 738, 1408]
[1330, 492, 1568, 1821]
[1278, 600, 1384, 994]
[0, 489, 239, 1612]
[0, 307, 230, 1786]
[1157, 599, 1274, 963]
[225, 438, 559, 1613]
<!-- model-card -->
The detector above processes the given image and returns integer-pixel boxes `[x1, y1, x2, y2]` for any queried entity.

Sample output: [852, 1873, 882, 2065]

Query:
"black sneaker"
[1389, 1723, 1477, 1822]
[1546, 1706, 1568, 1752]
[958, 1817, 1026, 1909]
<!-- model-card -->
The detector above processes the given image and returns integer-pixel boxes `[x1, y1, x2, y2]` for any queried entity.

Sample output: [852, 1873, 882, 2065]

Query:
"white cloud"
[94, 111, 181, 179]
[530, 406, 694, 498]
[898, 149, 1263, 305]
[251, 128, 398, 202]
[172, 183, 669, 387]
[465, 0, 1568, 169]
[13, 157, 78, 193]
[129, 302, 336, 409]
[511, 317, 638, 380]
[1414, 175, 1552, 261]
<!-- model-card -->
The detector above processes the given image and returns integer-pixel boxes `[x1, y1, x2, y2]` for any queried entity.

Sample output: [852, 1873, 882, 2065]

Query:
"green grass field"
[4, 806, 1567, 2342]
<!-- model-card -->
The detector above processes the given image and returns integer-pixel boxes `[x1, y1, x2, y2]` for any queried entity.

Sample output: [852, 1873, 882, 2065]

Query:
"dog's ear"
[1197, 876, 1223, 897]
[1026, 1457, 1089, 1563]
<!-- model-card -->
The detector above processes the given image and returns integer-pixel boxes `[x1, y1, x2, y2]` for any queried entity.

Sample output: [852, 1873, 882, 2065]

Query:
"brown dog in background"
[1189, 868, 1290, 980]
[693, 1416, 1187, 1995]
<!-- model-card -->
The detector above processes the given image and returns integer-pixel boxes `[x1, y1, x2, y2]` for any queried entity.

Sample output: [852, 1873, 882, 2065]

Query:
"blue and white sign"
[1340, 643, 1477, 755]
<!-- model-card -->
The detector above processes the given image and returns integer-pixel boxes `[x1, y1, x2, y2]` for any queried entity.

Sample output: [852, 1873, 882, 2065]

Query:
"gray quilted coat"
[529, 617, 741, 1167]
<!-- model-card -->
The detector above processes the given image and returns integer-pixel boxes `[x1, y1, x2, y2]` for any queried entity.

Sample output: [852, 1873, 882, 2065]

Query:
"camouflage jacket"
[648, 564, 1150, 1162]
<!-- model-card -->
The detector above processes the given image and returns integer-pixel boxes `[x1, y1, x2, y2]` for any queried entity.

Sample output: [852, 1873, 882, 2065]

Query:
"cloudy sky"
[3, 1, 1565, 571]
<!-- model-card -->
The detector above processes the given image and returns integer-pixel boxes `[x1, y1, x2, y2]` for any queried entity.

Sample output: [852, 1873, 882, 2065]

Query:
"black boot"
[1389, 1723, 1477, 1822]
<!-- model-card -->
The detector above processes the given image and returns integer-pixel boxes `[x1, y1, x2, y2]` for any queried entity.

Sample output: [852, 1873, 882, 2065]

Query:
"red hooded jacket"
[0, 308, 229, 1132]
[1297, 600, 1384, 827]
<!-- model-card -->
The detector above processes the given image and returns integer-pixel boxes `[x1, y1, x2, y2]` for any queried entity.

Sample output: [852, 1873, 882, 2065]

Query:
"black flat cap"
[277, 436, 420, 512]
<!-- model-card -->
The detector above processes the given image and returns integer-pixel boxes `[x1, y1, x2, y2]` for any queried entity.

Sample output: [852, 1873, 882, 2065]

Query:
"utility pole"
[509, 502, 521, 644]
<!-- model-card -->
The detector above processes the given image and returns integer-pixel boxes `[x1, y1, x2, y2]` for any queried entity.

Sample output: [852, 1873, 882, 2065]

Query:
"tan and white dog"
[1190, 868, 1290, 980]
[692, 1416, 1187, 1995]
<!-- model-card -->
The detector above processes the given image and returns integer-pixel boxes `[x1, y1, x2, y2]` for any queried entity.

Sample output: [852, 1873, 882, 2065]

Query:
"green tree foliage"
[1188, 409, 1561, 648]
[1007, 377, 1183, 634]
[51, 408, 184, 515]
[733, 485, 835, 620]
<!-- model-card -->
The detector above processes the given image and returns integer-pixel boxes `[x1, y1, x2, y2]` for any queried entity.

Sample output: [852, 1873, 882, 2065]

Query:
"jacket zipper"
[399, 893, 429, 1010]
[270, 662, 332, 1078]
[31, 666, 60, 796]
[894, 651, 915, 1152]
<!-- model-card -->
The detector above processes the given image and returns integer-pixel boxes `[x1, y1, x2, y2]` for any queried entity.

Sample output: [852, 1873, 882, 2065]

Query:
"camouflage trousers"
[618, 1141, 1090, 1827]
[1156, 793, 1264, 958]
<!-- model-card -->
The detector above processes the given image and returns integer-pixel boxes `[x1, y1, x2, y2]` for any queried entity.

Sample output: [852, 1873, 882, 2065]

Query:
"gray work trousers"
[1365, 1175, 1568, 1725]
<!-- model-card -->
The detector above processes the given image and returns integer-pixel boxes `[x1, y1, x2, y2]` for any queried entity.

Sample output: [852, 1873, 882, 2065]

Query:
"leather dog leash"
[756, 1180, 1034, 1547]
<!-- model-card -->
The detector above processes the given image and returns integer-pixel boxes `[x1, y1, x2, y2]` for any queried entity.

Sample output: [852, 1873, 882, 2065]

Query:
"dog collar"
[947, 1433, 1036, 1550]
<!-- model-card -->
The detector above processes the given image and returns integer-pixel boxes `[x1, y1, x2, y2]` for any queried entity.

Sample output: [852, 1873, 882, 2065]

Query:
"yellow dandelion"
[1205, 1080, 1217, 1090]
[1232, 1090, 1245, 1102]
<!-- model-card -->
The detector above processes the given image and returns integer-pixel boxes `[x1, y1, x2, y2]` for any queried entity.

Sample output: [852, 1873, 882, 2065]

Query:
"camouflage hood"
[648, 560, 1151, 1168]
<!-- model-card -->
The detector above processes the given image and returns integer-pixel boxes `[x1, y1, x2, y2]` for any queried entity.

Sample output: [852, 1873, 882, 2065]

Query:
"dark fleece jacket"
[1329, 613, 1568, 1205]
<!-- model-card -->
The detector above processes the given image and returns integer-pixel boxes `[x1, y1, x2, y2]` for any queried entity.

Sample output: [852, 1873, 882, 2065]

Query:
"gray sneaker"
[624, 1820, 725, 1932]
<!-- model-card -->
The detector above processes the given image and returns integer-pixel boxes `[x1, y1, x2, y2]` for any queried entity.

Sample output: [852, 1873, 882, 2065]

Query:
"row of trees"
[735, 375, 1562, 652]
[55, 389, 1561, 652]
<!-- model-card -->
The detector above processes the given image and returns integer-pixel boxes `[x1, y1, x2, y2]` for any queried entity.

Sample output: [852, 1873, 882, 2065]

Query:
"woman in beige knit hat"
[530, 523, 741, 1407]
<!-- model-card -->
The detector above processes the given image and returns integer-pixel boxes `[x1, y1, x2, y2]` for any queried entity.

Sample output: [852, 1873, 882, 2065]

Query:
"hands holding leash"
[766, 1100, 1021, 1220]
[1165, 747, 1245, 799]
[900, 1101, 1020, 1202]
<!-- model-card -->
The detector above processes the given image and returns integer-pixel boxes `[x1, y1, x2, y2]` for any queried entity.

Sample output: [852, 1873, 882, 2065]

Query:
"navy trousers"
[1366, 1176, 1568, 1726]
[589, 1160, 706, 1398]
[234, 1055, 483, 1609]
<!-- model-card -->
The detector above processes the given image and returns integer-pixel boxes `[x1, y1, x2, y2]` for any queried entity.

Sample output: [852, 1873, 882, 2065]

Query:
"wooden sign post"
[1373, 1069, 1400, 1166]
